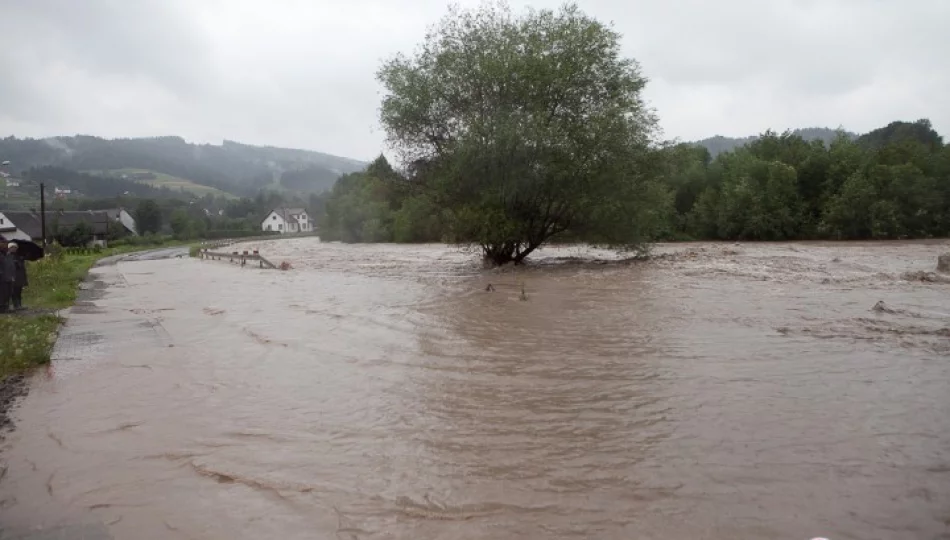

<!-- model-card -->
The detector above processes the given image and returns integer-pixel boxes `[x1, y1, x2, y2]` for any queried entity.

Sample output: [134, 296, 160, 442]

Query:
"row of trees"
[317, 3, 947, 263]
[322, 120, 948, 250]
[664, 119, 948, 241]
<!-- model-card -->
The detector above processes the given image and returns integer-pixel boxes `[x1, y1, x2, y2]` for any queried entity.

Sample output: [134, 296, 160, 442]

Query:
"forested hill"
[695, 127, 858, 157]
[0, 135, 367, 196]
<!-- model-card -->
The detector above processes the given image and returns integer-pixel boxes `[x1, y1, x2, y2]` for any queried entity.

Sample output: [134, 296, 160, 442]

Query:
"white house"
[262, 207, 312, 234]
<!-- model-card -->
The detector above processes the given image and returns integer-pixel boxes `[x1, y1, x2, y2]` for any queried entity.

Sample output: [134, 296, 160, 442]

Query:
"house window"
[279, 224, 283, 230]
[272, 215, 277, 220]
[266, 225, 271, 231]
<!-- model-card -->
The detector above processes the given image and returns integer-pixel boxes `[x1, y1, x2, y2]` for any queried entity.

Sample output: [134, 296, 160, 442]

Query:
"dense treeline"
[319, 119, 949, 247]
[667, 119, 949, 241]
[23, 167, 178, 199]
[320, 156, 447, 243]
[695, 127, 858, 158]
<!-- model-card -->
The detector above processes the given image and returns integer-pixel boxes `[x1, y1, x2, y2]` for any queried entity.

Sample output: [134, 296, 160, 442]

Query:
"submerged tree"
[377, 2, 668, 264]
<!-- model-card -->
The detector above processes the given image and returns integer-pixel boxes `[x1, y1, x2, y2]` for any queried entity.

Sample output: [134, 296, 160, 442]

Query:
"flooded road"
[2, 240, 949, 539]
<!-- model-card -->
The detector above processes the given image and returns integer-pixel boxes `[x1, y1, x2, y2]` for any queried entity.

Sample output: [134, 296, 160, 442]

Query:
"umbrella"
[7, 239, 44, 261]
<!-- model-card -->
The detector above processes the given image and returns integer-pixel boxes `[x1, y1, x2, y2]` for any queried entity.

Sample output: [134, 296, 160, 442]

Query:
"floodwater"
[2, 239, 949, 539]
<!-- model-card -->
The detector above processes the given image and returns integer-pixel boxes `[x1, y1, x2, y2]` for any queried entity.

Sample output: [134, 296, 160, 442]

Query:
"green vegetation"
[0, 316, 59, 378]
[0, 252, 104, 379]
[25, 252, 103, 309]
[665, 119, 949, 241]
[135, 199, 163, 235]
[326, 3, 669, 264]
[317, 6, 948, 258]
[103, 169, 236, 199]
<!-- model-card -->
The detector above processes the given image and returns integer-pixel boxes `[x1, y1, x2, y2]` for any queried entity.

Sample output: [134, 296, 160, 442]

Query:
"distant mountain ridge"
[694, 127, 859, 157]
[0, 135, 368, 197]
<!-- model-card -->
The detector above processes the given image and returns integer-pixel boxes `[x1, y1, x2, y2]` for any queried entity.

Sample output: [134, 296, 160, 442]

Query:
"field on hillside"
[93, 169, 236, 199]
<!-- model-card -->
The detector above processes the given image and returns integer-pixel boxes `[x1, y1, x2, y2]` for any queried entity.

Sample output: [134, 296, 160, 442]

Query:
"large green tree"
[134, 199, 163, 235]
[377, 2, 667, 264]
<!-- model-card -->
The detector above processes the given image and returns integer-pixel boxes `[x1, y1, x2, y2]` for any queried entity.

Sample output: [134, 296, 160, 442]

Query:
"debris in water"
[872, 301, 897, 314]
[900, 270, 950, 283]
[485, 284, 495, 292]
[937, 253, 950, 273]
[519, 282, 528, 301]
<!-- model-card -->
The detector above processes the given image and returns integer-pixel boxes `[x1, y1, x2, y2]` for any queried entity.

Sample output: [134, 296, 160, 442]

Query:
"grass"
[0, 241, 196, 380]
[0, 254, 92, 379]
[0, 315, 60, 377]
[24, 253, 102, 309]
[90, 168, 237, 199]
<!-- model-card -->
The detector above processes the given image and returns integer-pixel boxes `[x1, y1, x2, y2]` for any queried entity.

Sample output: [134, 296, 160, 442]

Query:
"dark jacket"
[13, 255, 27, 287]
[0, 253, 15, 283]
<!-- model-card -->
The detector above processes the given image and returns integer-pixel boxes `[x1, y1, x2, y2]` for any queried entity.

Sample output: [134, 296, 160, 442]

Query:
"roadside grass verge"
[0, 241, 195, 380]
[0, 315, 60, 377]
[25, 253, 102, 310]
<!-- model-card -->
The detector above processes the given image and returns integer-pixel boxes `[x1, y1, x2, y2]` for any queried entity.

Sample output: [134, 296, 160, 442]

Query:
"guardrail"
[198, 248, 277, 269]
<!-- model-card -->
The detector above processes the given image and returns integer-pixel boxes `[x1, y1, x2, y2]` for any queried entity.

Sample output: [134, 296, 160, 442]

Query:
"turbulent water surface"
[1, 240, 949, 539]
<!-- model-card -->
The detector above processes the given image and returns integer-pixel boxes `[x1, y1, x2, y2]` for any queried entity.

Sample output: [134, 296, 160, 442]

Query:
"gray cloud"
[1, 0, 947, 160]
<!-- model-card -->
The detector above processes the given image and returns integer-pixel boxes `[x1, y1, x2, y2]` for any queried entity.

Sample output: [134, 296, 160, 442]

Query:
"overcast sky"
[1, 0, 947, 160]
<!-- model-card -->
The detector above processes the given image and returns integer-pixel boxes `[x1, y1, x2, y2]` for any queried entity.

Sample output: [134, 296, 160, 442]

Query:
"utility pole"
[40, 182, 47, 246]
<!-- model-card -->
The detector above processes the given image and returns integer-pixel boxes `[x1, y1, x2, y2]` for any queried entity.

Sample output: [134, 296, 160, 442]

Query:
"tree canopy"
[134, 200, 163, 235]
[665, 121, 949, 241]
[376, 2, 668, 264]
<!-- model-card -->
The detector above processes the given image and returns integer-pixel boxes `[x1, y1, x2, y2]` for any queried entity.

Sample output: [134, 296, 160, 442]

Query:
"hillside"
[695, 127, 859, 156]
[89, 168, 236, 199]
[0, 135, 368, 197]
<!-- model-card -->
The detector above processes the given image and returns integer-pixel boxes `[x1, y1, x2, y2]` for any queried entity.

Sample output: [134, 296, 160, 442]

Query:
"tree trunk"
[512, 242, 541, 264]
[483, 241, 542, 266]
[483, 244, 516, 266]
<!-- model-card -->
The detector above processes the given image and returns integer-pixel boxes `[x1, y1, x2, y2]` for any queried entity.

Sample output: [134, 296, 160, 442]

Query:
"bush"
[203, 229, 264, 239]
[112, 233, 169, 247]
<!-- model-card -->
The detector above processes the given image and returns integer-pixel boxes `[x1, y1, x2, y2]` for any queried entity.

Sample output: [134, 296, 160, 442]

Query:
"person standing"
[0, 244, 12, 313]
[9, 243, 27, 310]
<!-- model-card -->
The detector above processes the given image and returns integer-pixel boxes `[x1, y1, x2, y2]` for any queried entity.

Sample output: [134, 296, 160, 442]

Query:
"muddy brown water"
[1, 240, 949, 539]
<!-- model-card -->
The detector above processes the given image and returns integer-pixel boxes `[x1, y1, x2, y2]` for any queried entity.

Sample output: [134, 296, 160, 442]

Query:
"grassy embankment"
[0, 241, 192, 379]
